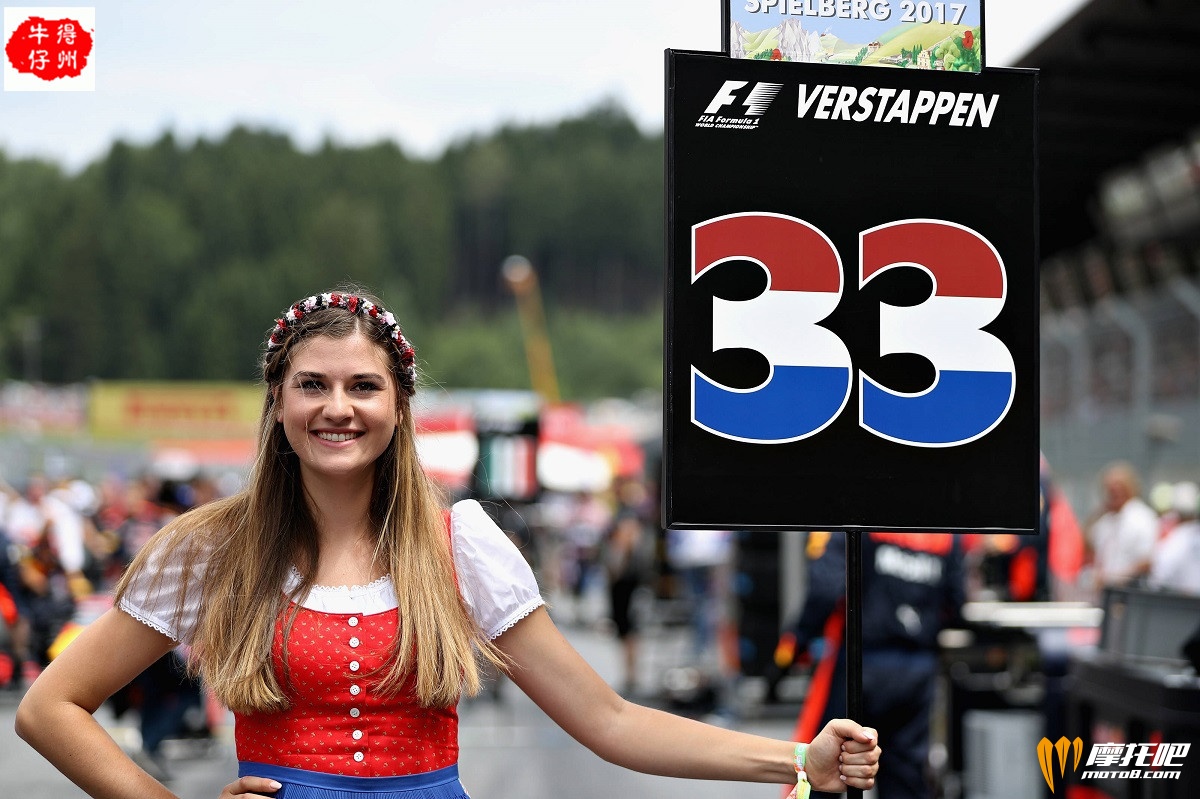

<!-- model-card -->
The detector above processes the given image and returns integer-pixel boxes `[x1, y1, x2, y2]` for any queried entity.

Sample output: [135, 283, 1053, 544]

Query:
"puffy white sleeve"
[117, 536, 208, 645]
[452, 499, 545, 640]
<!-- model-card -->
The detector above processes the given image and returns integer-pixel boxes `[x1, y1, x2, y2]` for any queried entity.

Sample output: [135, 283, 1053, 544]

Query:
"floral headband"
[266, 292, 417, 396]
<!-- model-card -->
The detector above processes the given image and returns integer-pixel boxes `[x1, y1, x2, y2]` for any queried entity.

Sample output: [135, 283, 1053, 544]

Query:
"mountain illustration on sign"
[731, 19, 981, 70]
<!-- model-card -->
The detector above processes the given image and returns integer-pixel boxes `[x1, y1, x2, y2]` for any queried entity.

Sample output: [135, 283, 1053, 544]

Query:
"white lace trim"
[286, 565, 393, 593]
[120, 604, 182, 642]
[284, 565, 399, 614]
[486, 597, 545, 640]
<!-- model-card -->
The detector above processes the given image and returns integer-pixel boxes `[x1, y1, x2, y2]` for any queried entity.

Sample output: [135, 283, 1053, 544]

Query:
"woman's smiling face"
[276, 331, 399, 484]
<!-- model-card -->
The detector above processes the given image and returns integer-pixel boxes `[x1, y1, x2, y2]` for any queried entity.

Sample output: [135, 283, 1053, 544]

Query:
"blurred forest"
[0, 102, 665, 400]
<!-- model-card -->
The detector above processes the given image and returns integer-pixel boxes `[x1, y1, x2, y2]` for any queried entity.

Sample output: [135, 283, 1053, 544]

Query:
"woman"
[16, 289, 879, 799]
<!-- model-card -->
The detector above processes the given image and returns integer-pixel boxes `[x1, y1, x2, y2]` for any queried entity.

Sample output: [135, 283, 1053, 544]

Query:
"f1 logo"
[1037, 737, 1083, 793]
[703, 80, 784, 116]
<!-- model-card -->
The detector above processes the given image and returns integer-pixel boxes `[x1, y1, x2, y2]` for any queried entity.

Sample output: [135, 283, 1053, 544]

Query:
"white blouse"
[118, 499, 545, 644]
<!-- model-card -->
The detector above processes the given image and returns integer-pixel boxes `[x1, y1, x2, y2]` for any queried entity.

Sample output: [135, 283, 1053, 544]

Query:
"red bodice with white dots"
[119, 500, 545, 776]
[234, 604, 458, 776]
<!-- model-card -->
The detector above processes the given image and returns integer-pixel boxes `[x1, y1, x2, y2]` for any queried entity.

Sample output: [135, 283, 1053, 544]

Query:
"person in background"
[92, 475, 136, 590]
[784, 531, 963, 799]
[561, 489, 611, 625]
[969, 456, 1084, 602]
[17, 287, 879, 799]
[2, 474, 90, 683]
[665, 528, 733, 664]
[1149, 481, 1182, 539]
[131, 479, 205, 782]
[600, 478, 654, 696]
[53, 477, 109, 595]
[1040, 459, 1087, 601]
[1148, 481, 1200, 595]
[0, 498, 23, 690]
[1086, 461, 1159, 592]
[110, 477, 176, 576]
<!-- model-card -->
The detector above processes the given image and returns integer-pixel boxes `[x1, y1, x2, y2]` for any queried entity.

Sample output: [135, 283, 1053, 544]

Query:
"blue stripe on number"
[694, 365, 850, 442]
[862, 370, 1013, 446]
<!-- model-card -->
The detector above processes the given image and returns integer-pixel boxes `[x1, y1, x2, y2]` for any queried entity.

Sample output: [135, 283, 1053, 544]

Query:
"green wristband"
[794, 743, 810, 799]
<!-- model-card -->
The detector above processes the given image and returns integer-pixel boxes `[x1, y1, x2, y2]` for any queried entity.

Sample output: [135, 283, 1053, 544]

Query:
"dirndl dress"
[120, 500, 544, 799]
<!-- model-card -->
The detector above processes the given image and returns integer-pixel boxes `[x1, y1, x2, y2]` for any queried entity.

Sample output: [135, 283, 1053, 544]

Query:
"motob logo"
[1038, 736, 1083, 793]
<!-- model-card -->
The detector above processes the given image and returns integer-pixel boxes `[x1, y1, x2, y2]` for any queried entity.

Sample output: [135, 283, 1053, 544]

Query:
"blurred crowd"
[0, 469, 227, 777]
[0, 471, 231, 683]
[949, 460, 1200, 605]
[2, 459, 1198, 683]
[1084, 462, 1200, 597]
[1, 456, 1197, 790]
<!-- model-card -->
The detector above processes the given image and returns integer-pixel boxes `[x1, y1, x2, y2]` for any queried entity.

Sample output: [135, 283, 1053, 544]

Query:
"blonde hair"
[116, 288, 504, 713]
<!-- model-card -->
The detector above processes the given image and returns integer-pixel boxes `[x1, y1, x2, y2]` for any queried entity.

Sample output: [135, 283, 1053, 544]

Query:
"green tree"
[0, 153, 69, 379]
[0, 102, 672, 398]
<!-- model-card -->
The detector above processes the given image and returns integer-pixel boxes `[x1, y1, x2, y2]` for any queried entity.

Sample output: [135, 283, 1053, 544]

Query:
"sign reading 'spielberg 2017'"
[663, 50, 1038, 533]
[727, 1, 984, 73]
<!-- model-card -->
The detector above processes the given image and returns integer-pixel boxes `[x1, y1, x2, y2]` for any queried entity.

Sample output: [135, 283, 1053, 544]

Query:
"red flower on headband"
[265, 292, 417, 395]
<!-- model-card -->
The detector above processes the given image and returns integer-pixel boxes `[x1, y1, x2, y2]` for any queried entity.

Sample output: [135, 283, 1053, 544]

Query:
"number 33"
[691, 213, 1014, 447]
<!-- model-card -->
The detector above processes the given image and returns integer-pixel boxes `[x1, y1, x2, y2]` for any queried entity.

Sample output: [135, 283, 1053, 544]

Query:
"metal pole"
[720, 0, 730, 54]
[845, 529, 864, 799]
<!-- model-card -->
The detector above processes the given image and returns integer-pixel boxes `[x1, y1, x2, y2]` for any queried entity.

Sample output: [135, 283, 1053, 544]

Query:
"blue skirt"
[237, 762, 470, 799]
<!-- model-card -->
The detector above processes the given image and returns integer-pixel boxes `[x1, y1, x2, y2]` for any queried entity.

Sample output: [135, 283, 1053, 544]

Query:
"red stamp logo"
[3, 7, 94, 91]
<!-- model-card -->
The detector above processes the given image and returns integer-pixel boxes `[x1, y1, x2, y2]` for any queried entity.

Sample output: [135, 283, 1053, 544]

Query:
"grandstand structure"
[1020, 0, 1200, 508]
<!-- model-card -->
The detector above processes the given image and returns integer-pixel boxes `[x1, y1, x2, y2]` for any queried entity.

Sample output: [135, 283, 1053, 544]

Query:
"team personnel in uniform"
[785, 531, 963, 799]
